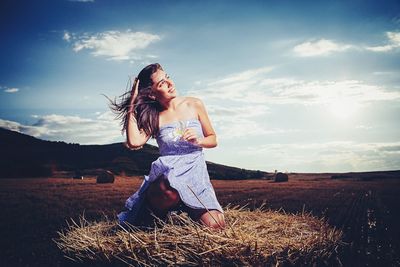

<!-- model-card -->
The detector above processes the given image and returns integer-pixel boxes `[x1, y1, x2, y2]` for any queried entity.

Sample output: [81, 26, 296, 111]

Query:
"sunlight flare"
[327, 97, 360, 120]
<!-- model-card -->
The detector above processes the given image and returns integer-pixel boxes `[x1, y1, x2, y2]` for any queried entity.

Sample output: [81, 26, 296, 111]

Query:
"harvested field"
[0, 173, 399, 266]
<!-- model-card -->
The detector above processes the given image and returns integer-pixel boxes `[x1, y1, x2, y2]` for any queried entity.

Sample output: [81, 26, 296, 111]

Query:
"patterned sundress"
[117, 118, 223, 225]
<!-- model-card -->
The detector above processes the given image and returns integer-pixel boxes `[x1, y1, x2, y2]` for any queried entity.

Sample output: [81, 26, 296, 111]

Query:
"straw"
[54, 205, 343, 266]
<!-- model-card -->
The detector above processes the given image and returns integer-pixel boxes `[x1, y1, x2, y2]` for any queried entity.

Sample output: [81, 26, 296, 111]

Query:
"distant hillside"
[0, 127, 269, 179]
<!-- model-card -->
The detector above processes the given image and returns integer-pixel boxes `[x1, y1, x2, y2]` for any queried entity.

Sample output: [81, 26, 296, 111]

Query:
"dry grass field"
[0, 173, 399, 266]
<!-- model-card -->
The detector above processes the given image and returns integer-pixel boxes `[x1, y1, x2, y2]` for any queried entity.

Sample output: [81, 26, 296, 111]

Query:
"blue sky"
[1, 0, 400, 172]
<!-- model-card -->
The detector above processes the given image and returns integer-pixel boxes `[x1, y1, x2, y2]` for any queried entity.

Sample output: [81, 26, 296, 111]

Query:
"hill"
[0, 127, 269, 179]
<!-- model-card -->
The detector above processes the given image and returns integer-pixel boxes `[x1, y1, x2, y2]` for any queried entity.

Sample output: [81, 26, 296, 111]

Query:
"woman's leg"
[145, 176, 181, 218]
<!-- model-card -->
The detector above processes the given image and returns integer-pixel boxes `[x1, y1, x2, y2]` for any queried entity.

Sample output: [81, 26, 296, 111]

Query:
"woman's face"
[150, 69, 177, 101]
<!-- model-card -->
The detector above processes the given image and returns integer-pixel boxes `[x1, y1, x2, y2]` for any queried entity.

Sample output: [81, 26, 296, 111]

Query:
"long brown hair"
[106, 63, 163, 138]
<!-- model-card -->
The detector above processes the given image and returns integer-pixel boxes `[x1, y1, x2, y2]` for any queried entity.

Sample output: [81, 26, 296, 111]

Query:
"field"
[0, 174, 399, 266]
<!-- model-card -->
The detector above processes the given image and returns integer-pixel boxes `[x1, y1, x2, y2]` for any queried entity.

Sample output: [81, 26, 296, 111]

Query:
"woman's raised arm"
[125, 79, 150, 149]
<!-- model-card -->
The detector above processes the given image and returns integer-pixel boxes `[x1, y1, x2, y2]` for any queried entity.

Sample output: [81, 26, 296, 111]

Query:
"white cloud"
[187, 66, 400, 142]
[188, 68, 273, 138]
[258, 79, 400, 105]
[293, 31, 400, 56]
[208, 66, 274, 86]
[67, 30, 161, 61]
[366, 31, 400, 52]
[373, 71, 397, 76]
[0, 112, 124, 145]
[355, 124, 374, 130]
[293, 39, 352, 57]
[207, 104, 269, 119]
[215, 119, 293, 139]
[188, 67, 400, 107]
[206, 105, 279, 139]
[63, 31, 71, 42]
[4, 87, 19, 93]
[241, 141, 400, 172]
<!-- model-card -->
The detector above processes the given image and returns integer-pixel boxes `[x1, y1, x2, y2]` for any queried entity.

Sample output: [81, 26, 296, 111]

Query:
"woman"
[109, 63, 225, 229]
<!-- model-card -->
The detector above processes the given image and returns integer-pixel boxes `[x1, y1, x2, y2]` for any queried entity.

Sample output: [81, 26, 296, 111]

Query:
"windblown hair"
[106, 63, 163, 139]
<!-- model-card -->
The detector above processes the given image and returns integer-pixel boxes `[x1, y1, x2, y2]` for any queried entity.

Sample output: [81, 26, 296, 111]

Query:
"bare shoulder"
[183, 97, 207, 118]
[174, 96, 198, 106]
[184, 96, 204, 109]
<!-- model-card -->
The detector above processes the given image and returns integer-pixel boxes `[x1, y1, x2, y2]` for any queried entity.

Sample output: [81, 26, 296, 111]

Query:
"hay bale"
[275, 172, 289, 182]
[73, 170, 83, 180]
[96, 170, 115, 184]
[55, 206, 343, 266]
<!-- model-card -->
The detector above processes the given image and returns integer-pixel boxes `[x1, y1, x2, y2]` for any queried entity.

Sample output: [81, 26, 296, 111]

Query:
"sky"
[0, 0, 399, 173]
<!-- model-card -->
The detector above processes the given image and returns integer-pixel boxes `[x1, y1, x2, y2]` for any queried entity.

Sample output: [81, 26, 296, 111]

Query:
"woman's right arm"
[125, 79, 150, 150]
[125, 113, 150, 149]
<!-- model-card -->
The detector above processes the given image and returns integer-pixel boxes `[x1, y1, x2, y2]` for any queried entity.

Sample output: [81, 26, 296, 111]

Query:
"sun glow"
[327, 98, 360, 120]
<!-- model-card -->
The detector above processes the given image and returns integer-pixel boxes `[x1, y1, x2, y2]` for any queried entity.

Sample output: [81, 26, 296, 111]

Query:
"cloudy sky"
[1, 0, 399, 173]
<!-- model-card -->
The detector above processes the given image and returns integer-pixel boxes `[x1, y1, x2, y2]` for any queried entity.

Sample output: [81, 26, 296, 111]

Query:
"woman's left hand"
[182, 128, 202, 146]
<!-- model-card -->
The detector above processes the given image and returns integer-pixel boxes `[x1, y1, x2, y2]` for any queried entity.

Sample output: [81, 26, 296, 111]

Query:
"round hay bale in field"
[73, 170, 83, 180]
[55, 206, 343, 266]
[275, 172, 289, 182]
[96, 170, 115, 184]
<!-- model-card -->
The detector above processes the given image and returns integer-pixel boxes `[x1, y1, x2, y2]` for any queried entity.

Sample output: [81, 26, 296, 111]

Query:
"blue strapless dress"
[117, 118, 223, 225]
